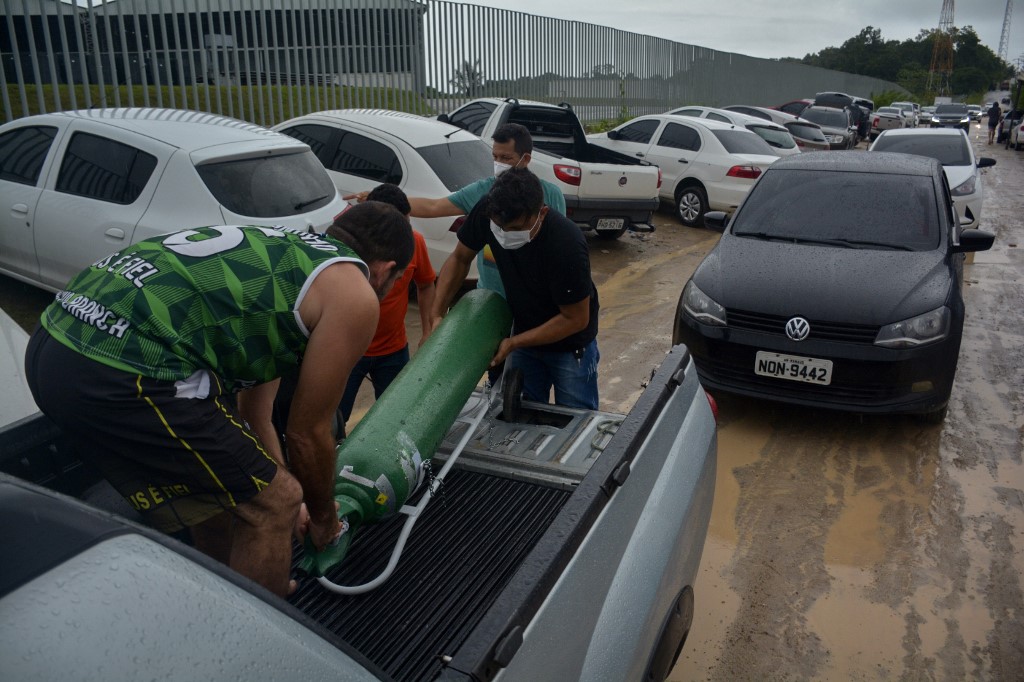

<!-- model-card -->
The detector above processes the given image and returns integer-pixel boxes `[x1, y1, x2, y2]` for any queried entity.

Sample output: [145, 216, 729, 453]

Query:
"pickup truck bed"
[0, 345, 715, 681]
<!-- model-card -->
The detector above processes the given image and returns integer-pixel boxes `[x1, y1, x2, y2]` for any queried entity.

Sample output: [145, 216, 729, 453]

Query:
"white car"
[890, 101, 919, 127]
[665, 105, 800, 156]
[868, 128, 995, 229]
[589, 116, 778, 227]
[0, 108, 346, 292]
[274, 110, 493, 273]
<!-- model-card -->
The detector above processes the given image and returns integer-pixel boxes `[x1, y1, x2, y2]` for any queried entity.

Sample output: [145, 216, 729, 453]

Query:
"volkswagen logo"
[785, 316, 810, 341]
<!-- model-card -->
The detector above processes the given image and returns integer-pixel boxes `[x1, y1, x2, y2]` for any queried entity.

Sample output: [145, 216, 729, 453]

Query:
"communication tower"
[927, 0, 955, 95]
[998, 0, 1013, 63]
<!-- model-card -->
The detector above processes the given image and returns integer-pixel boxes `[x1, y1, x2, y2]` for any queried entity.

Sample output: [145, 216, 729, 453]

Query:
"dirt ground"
[1, 122, 1021, 681]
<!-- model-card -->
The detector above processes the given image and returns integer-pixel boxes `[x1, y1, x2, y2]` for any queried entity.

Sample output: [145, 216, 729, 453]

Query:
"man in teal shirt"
[347, 123, 565, 298]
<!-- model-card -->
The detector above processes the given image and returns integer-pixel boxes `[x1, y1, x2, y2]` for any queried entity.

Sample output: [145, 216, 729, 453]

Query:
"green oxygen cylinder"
[299, 289, 512, 576]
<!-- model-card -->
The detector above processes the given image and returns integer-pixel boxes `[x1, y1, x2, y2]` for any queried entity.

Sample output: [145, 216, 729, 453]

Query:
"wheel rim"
[678, 192, 700, 222]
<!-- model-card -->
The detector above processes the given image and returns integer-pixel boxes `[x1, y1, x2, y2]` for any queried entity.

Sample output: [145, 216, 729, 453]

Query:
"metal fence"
[1, 0, 906, 126]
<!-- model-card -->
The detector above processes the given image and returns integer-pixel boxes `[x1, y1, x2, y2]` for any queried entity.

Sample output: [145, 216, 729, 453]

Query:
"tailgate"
[577, 163, 659, 200]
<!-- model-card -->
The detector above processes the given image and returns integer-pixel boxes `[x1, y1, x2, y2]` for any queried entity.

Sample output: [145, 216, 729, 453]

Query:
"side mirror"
[952, 228, 995, 254]
[606, 129, 622, 141]
[704, 211, 729, 232]
[977, 157, 996, 169]
[437, 113, 450, 123]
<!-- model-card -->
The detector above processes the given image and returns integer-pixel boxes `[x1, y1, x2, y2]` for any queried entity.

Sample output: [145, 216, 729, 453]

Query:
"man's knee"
[239, 467, 302, 525]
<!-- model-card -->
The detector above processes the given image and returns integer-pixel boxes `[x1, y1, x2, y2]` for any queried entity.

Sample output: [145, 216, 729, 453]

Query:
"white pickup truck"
[439, 98, 662, 239]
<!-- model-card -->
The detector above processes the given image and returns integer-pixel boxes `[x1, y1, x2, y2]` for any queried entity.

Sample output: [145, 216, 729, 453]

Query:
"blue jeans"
[339, 346, 410, 422]
[505, 339, 600, 410]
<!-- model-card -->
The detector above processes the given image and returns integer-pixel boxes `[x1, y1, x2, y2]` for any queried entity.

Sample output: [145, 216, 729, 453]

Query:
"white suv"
[0, 108, 346, 292]
[890, 101, 919, 127]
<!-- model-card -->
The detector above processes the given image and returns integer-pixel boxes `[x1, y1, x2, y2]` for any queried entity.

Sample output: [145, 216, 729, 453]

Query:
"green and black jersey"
[42, 225, 367, 393]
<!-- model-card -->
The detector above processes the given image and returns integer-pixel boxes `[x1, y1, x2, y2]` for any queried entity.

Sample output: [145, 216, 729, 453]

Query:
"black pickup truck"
[0, 308, 716, 682]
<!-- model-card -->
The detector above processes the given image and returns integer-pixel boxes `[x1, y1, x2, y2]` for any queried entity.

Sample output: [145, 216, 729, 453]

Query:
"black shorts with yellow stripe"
[25, 328, 278, 533]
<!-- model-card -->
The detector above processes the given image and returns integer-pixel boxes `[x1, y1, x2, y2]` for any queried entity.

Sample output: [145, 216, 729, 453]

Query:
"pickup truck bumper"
[564, 197, 661, 232]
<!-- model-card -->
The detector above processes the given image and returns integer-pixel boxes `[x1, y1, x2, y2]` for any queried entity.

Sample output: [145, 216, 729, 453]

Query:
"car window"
[656, 122, 701, 151]
[877, 107, 900, 115]
[729, 106, 770, 121]
[196, 150, 336, 217]
[747, 124, 795, 149]
[0, 126, 58, 186]
[416, 139, 493, 191]
[328, 131, 403, 185]
[711, 130, 775, 155]
[800, 108, 848, 128]
[870, 135, 971, 166]
[448, 102, 497, 136]
[617, 119, 660, 144]
[935, 104, 968, 115]
[779, 101, 809, 116]
[731, 168, 940, 250]
[56, 132, 157, 205]
[669, 109, 702, 118]
[785, 122, 827, 143]
[706, 112, 731, 123]
[278, 123, 336, 162]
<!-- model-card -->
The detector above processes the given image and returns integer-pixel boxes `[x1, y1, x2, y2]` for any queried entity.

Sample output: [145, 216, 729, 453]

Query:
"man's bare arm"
[491, 297, 590, 367]
[426, 241, 477, 338]
[236, 379, 284, 466]
[288, 262, 379, 548]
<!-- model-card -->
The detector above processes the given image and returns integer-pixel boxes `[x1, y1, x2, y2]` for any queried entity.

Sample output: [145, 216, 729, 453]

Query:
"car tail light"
[795, 139, 806, 148]
[554, 164, 582, 186]
[705, 390, 719, 422]
[726, 165, 762, 179]
[872, 116, 879, 126]
[449, 216, 466, 233]
[657, 167, 663, 189]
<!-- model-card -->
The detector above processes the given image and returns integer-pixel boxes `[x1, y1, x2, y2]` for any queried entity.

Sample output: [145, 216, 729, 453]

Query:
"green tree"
[450, 59, 483, 96]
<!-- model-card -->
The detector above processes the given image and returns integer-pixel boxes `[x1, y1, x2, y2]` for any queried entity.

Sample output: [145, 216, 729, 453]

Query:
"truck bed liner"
[290, 468, 571, 682]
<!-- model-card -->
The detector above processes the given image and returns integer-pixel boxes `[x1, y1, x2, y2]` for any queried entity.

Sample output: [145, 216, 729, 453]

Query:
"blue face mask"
[490, 213, 541, 250]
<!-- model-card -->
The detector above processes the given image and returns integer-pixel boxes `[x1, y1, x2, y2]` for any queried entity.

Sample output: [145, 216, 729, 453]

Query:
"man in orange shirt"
[339, 184, 436, 424]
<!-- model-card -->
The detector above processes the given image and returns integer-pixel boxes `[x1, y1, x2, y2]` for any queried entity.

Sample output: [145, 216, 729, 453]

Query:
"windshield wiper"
[736, 232, 914, 250]
[294, 194, 331, 211]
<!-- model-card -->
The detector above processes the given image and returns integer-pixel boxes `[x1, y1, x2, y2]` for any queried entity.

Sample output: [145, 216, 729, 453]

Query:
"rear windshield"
[711, 129, 775, 155]
[746, 124, 795, 149]
[197, 150, 336, 217]
[785, 122, 827, 142]
[731, 168, 940, 251]
[416, 139, 494, 191]
[800, 108, 848, 128]
[935, 104, 968, 114]
[870, 134, 971, 166]
[877, 107, 900, 115]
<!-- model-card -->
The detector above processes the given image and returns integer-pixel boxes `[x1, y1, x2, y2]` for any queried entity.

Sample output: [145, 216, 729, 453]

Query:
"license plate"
[596, 218, 625, 230]
[754, 351, 833, 385]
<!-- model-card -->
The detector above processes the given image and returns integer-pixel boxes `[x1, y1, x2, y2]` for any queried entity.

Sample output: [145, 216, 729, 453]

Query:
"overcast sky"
[452, 0, 1024, 66]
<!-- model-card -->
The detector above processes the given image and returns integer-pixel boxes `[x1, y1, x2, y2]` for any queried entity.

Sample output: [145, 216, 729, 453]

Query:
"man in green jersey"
[25, 202, 413, 597]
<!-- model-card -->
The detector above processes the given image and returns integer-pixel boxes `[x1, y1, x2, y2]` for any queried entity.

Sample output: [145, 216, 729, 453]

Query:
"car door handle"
[635, 152, 644, 157]
[678, 158, 689, 163]
[105, 228, 126, 240]
[11, 203, 29, 216]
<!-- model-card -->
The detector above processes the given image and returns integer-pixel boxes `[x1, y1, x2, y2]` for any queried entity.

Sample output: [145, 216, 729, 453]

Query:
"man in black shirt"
[428, 168, 600, 409]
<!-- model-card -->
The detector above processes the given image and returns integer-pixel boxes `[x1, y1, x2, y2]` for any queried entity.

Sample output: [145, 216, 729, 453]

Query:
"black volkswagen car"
[672, 152, 993, 422]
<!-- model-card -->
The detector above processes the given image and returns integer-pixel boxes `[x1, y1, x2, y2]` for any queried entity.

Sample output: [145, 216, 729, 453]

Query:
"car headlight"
[960, 117, 970, 123]
[950, 173, 977, 196]
[874, 307, 950, 348]
[682, 280, 727, 326]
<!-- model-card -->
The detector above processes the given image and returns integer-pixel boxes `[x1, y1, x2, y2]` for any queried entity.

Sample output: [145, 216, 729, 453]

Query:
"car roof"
[18, 108, 300, 151]
[283, 109, 480, 145]
[875, 127, 966, 138]
[770, 150, 940, 176]
[658, 115, 748, 131]
[673, 106, 788, 131]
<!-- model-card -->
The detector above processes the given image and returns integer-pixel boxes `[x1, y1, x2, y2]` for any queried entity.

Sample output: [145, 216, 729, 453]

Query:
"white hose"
[316, 387, 494, 595]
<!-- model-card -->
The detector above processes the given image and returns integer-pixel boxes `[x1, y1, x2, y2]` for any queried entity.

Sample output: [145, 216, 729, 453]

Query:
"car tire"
[676, 185, 707, 227]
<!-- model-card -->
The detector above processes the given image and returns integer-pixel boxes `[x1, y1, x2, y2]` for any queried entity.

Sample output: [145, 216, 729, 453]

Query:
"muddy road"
[1, 124, 1021, 680]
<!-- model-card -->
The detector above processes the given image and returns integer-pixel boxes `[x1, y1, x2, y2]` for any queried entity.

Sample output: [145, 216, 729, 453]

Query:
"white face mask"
[490, 214, 541, 250]
[493, 155, 523, 177]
